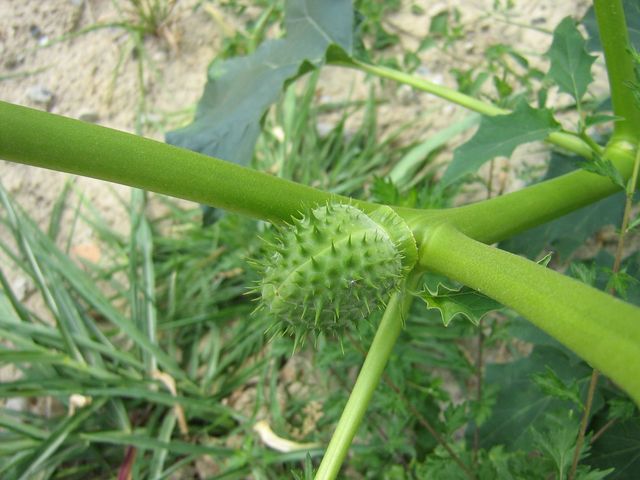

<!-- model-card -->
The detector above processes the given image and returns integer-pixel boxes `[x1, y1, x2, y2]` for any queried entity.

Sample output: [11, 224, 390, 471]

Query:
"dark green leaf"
[546, 17, 597, 102]
[530, 413, 580, 477]
[166, 0, 353, 166]
[585, 114, 625, 128]
[570, 262, 598, 286]
[532, 366, 583, 407]
[14, 400, 106, 480]
[583, 2, 640, 53]
[578, 155, 626, 190]
[605, 270, 639, 299]
[478, 343, 596, 451]
[587, 415, 640, 479]
[415, 277, 503, 326]
[607, 398, 637, 423]
[442, 102, 560, 186]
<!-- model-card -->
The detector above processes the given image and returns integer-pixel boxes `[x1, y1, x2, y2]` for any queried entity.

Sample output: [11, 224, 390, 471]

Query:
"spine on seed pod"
[254, 203, 418, 347]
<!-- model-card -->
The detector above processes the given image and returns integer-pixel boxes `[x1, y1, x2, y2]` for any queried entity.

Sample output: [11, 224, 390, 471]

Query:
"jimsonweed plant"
[1, 0, 640, 478]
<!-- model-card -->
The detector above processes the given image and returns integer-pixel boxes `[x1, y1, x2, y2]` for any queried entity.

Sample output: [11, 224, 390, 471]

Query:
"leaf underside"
[166, 0, 353, 167]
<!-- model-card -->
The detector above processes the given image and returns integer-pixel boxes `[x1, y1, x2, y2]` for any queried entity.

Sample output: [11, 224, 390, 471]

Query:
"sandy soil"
[1, 0, 592, 222]
[0, 0, 224, 234]
[0, 0, 592, 396]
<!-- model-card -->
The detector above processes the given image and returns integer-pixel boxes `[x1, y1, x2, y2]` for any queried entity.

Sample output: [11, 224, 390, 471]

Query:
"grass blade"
[16, 399, 106, 480]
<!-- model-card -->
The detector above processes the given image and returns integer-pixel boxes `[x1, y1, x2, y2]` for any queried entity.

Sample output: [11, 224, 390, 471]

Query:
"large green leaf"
[587, 414, 640, 479]
[546, 17, 597, 102]
[478, 343, 595, 451]
[166, 0, 353, 165]
[441, 101, 560, 186]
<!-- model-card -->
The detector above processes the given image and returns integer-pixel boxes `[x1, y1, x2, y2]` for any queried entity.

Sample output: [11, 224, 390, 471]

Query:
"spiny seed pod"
[255, 203, 417, 345]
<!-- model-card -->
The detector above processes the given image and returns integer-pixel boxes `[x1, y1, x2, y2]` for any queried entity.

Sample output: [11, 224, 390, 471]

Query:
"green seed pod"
[256, 203, 417, 345]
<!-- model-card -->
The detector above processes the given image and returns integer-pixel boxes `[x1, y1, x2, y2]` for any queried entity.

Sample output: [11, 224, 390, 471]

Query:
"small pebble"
[79, 111, 100, 123]
[5, 397, 27, 412]
[29, 24, 43, 40]
[4, 53, 25, 70]
[11, 277, 31, 301]
[398, 84, 416, 105]
[152, 50, 168, 63]
[27, 85, 55, 107]
[316, 121, 335, 137]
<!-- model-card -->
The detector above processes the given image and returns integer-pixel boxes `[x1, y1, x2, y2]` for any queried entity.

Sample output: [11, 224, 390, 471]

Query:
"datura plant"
[1, 0, 640, 478]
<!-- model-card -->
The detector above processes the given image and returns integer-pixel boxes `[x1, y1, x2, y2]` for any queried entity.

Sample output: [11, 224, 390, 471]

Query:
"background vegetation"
[1, 0, 639, 479]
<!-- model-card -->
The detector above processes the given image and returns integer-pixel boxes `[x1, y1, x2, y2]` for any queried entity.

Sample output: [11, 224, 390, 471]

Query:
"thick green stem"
[419, 223, 640, 406]
[1, 102, 637, 250]
[402, 141, 636, 244]
[0, 101, 360, 224]
[442, 142, 635, 242]
[594, 0, 640, 143]
[315, 274, 420, 480]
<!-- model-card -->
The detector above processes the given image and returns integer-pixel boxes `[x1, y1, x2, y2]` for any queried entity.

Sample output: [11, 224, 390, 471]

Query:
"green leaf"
[628, 214, 640, 232]
[578, 154, 626, 190]
[587, 415, 640, 479]
[585, 114, 625, 128]
[416, 276, 503, 326]
[605, 269, 639, 300]
[478, 344, 595, 451]
[532, 366, 584, 407]
[607, 398, 637, 423]
[529, 413, 613, 480]
[166, 0, 353, 166]
[79, 431, 232, 456]
[442, 102, 560, 186]
[14, 399, 106, 480]
[546, 17, 597, 102]
[429, 11, 451, 37]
